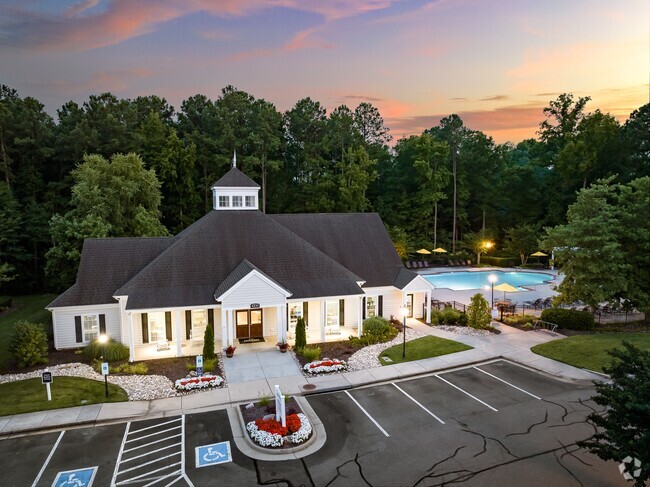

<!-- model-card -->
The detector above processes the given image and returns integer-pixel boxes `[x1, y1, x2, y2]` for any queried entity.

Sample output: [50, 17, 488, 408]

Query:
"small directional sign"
[41, 371, 53, 384]
[52, 466, 97, 487]
[195, 441, 232, 468]
[196, 355, 203, 377]
[101, 362, 109, 376]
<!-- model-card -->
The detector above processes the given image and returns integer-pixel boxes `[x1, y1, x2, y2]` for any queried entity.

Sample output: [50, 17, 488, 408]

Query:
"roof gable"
[215, 259, 292, 301]
[211, 167, 259, 188]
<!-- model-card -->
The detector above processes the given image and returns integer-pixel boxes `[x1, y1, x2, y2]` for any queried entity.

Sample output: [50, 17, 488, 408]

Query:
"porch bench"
[156, 340, 171, 352]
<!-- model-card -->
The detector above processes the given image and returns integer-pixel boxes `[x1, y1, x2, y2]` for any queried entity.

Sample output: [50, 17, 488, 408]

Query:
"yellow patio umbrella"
[416, 248, 432, 255]
[432, 247, 447, 253]
[531, 251, 548, 265]
[494, 282, 519, 300]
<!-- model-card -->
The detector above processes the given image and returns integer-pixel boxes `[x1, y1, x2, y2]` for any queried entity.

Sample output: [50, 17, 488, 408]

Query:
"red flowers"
[254, 414, 302, 436]
[309, 360, 344, 369]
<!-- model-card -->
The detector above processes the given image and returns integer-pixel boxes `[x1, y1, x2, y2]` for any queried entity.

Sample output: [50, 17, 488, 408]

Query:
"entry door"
[406, 294, 414, 318]
[235, 309, 264, 339]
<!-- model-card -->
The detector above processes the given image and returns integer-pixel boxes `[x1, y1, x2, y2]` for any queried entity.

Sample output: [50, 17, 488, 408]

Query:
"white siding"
[381, 290, 404, 321]
[343, 297, 361, 327]
[263, 307, 278, 337]
[221, 274, 286, 309]
[413, 292, 425, 319]
[52, 304, 121, 350]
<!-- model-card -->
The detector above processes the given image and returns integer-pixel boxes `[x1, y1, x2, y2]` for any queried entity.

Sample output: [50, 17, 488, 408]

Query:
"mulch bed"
[294, 341, 362, 368]
[136, 357, 192, 382]
[2, 347, 91, 375]
[240, 397, 303, 449]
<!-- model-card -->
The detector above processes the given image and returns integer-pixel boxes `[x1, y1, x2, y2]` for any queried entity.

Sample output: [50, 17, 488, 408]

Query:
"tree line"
[0, 84, 647, 293]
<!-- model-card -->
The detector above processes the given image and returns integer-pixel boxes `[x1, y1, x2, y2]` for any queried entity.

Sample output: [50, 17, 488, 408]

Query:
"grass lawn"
[0, 376, 128, 416]
[0, 294, 57, 370]
[379, 336, 473, 365]
[531, 333, 650, 373]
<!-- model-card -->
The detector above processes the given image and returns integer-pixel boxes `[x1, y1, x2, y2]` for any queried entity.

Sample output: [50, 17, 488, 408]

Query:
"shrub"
[363, 316, 392, 336]
[466, 293, 491, 329]
[100, 361, 149, 375]
[429, 310, 441, 325]
[258, 394, 271, 408]
[84, 338, 130, 362]
[203, 323, 215, 359]
[458, 313, 468, 326]
[541, 308, 595, 330]
[482, 256, 518, 267]
[503, 314, 537, 326]
[9, 321, 48, 367]
[204, 357, 218, 373]
[0, 295, 12, 311]
[300, 346, 321, 362]
[295, 316, 307, 351]
[349, 316, 399, 346]
[440, 307, 462, 325]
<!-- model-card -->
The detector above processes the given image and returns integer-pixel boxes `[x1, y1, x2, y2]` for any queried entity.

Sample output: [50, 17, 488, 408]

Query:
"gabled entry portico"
[215, 259, 291, 348]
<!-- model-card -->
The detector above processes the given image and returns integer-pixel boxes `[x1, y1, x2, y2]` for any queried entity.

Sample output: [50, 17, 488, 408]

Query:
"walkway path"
[0, 323, 604, 437]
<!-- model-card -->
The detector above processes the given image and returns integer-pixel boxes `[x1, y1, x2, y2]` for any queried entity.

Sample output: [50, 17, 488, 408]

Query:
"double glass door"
[236, 309, 263, 339]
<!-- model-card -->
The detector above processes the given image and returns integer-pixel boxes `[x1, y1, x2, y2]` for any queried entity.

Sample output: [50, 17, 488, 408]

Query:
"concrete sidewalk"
[0, 323, 604, 437]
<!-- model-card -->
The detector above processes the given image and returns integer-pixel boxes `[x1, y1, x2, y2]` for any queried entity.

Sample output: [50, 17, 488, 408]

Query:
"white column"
[320, 300, 326, 342]
[358, 297, 363, 337]
[426, 290, 432, 324]
[128, 313, 135, 362]
[221, 308, 227, 351]
[175, 309, 182, 357]
[228, 309, 235, 347]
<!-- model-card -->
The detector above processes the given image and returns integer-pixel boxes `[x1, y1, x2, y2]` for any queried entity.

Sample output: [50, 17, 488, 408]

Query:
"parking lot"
[1, 360, 624, 486]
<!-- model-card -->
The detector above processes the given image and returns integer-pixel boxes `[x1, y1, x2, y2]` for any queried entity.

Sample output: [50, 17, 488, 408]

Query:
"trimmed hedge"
[541, 308, 595, 330]
[482, 256, 518, 267]
[84, 338, 130, 362]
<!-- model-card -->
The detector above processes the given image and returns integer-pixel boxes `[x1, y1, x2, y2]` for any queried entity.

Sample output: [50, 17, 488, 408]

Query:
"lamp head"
[98, 334, 108, 344]
[400, 306, 409, 317]
[488, 274, 498, 284]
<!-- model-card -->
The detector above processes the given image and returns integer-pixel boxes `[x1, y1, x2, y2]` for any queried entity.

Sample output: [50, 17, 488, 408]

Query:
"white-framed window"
[219, 195, 230, 207]
[192, 309, 207, 328]
[288, 303, 303, 334]
[326, 301, 339, 327]
[82, 314, 99, 342]
[233, 195, 243, 207]
[148, 312, 166, 343]
[366, 296, 377, 318]
[245, 195, 255, 207]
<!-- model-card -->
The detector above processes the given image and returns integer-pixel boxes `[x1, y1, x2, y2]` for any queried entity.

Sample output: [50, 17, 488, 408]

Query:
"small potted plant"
[277, 340, 289, 353]
[224, 345, 236, 358]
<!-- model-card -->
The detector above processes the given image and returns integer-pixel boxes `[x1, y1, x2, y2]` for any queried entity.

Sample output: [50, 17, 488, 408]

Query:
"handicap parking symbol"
[195, 441, 232, 468]
[52, 466, 97, 487]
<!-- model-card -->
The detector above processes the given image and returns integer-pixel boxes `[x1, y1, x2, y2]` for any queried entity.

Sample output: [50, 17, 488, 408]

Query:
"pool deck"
[417, 266, 562, 307]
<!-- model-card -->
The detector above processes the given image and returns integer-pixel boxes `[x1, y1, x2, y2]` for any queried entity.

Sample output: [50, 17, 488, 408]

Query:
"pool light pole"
[400, 305, 409, 358]
[488, 274, 498, 308]
[98, 333, 109, 398]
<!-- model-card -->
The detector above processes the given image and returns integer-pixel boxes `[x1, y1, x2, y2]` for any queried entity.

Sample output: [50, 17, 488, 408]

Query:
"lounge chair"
[405, 261, 411, 268]
[447, 259, 454, 266]
[423, 261, 430, 268]
[542, 297, 553, 308]
[418, 261, 424, 268]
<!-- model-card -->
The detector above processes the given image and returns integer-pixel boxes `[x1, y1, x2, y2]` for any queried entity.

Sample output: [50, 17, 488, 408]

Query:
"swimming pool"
[424, 270, 553, 291]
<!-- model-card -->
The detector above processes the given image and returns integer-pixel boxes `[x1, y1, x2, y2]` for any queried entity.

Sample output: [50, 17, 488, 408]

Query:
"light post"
[400, 305, 408, 358]
[488, 274, 498, 308]
[98, 334, 109, 398]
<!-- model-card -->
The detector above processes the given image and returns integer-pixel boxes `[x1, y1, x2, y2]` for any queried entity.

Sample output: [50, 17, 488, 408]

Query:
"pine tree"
[202, 323, 215, 359]
[295, 317, 306, 351]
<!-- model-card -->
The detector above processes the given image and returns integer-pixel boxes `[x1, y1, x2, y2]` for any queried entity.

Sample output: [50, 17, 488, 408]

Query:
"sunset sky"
[2, 0, 648, 143]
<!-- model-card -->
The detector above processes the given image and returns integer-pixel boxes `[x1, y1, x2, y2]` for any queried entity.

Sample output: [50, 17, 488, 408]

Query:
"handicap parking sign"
[52, 467, 97, 487]
[195, 441, 232, 468]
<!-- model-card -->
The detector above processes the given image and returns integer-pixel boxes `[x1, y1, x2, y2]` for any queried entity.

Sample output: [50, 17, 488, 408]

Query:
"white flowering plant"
[246, 413, 312, 448]
[303, 358, 348, 374]
[174, 374, 224, 391]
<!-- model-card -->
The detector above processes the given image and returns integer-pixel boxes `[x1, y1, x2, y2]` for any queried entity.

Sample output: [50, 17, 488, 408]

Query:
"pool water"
[424, 270, 553, 291]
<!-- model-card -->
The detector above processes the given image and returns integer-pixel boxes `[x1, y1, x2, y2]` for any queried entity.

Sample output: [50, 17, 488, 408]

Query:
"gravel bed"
[0, 363, 177, 401]
[347, 329, 427, 371]
[433, 325, 493, 336]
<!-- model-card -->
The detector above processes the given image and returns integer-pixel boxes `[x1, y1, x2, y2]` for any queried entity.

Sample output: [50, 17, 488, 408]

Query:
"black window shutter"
[208, 308, 214, 330]
[378, 295, 383, 317]
[303, 302, 309, 326]
[99, 314, 106, 334]
[75, 316, 82, 343]
[185, 310, 192, 340]
[362, 297, 366, 320]
[339, 299, 345, 326]
[141, 313, 149, 343]
[165, 312, 172, 341]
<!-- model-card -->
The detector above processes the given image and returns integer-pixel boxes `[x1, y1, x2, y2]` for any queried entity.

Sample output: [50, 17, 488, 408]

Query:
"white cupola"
[210, 151, 260, 211]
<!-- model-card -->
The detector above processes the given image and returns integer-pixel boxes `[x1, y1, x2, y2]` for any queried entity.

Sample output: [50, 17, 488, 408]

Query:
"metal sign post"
[42, 369, 53, 401]
[101, 362, 109, 398]
[196, 355, 203, 377]
[274, 385, 286, 427]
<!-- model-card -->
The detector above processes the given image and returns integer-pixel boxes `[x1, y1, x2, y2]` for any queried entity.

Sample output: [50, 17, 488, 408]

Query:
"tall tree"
[622, 103, 650, 180]
[504, 223, 539, 265]
[542, 177, 650, 318]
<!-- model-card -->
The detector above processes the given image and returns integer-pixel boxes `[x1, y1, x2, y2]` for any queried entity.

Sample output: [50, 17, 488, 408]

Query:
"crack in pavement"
[542, 398, 570, 422]
[253, 459, 294, 486]
[324, 452, 374, 487]
[461, 428, 519, 459]
[300, 458, 316, 487]
[506, 411, 549, 438]
[553, 449, 585, 487]
[558, 439, 593, 467]
[412, 446, 467, 487]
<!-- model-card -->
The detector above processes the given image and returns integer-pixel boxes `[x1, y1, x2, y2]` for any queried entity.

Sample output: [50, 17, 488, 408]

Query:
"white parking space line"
[435, 374, 499, 412]
[391, 383, 445, 425]
[31, 430, 65, 487]
[473, 366, 542, 400]
[344, 390, 390, 437]
[112, 416, 188, 487]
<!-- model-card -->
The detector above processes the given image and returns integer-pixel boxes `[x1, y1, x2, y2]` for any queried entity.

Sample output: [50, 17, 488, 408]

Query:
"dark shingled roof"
[117, 211, 364, 309]
[270, 213, 418, 288]
[48, 237, 175, 308]
[211, 167, 259, 188]
[214, 259, 291, 300]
